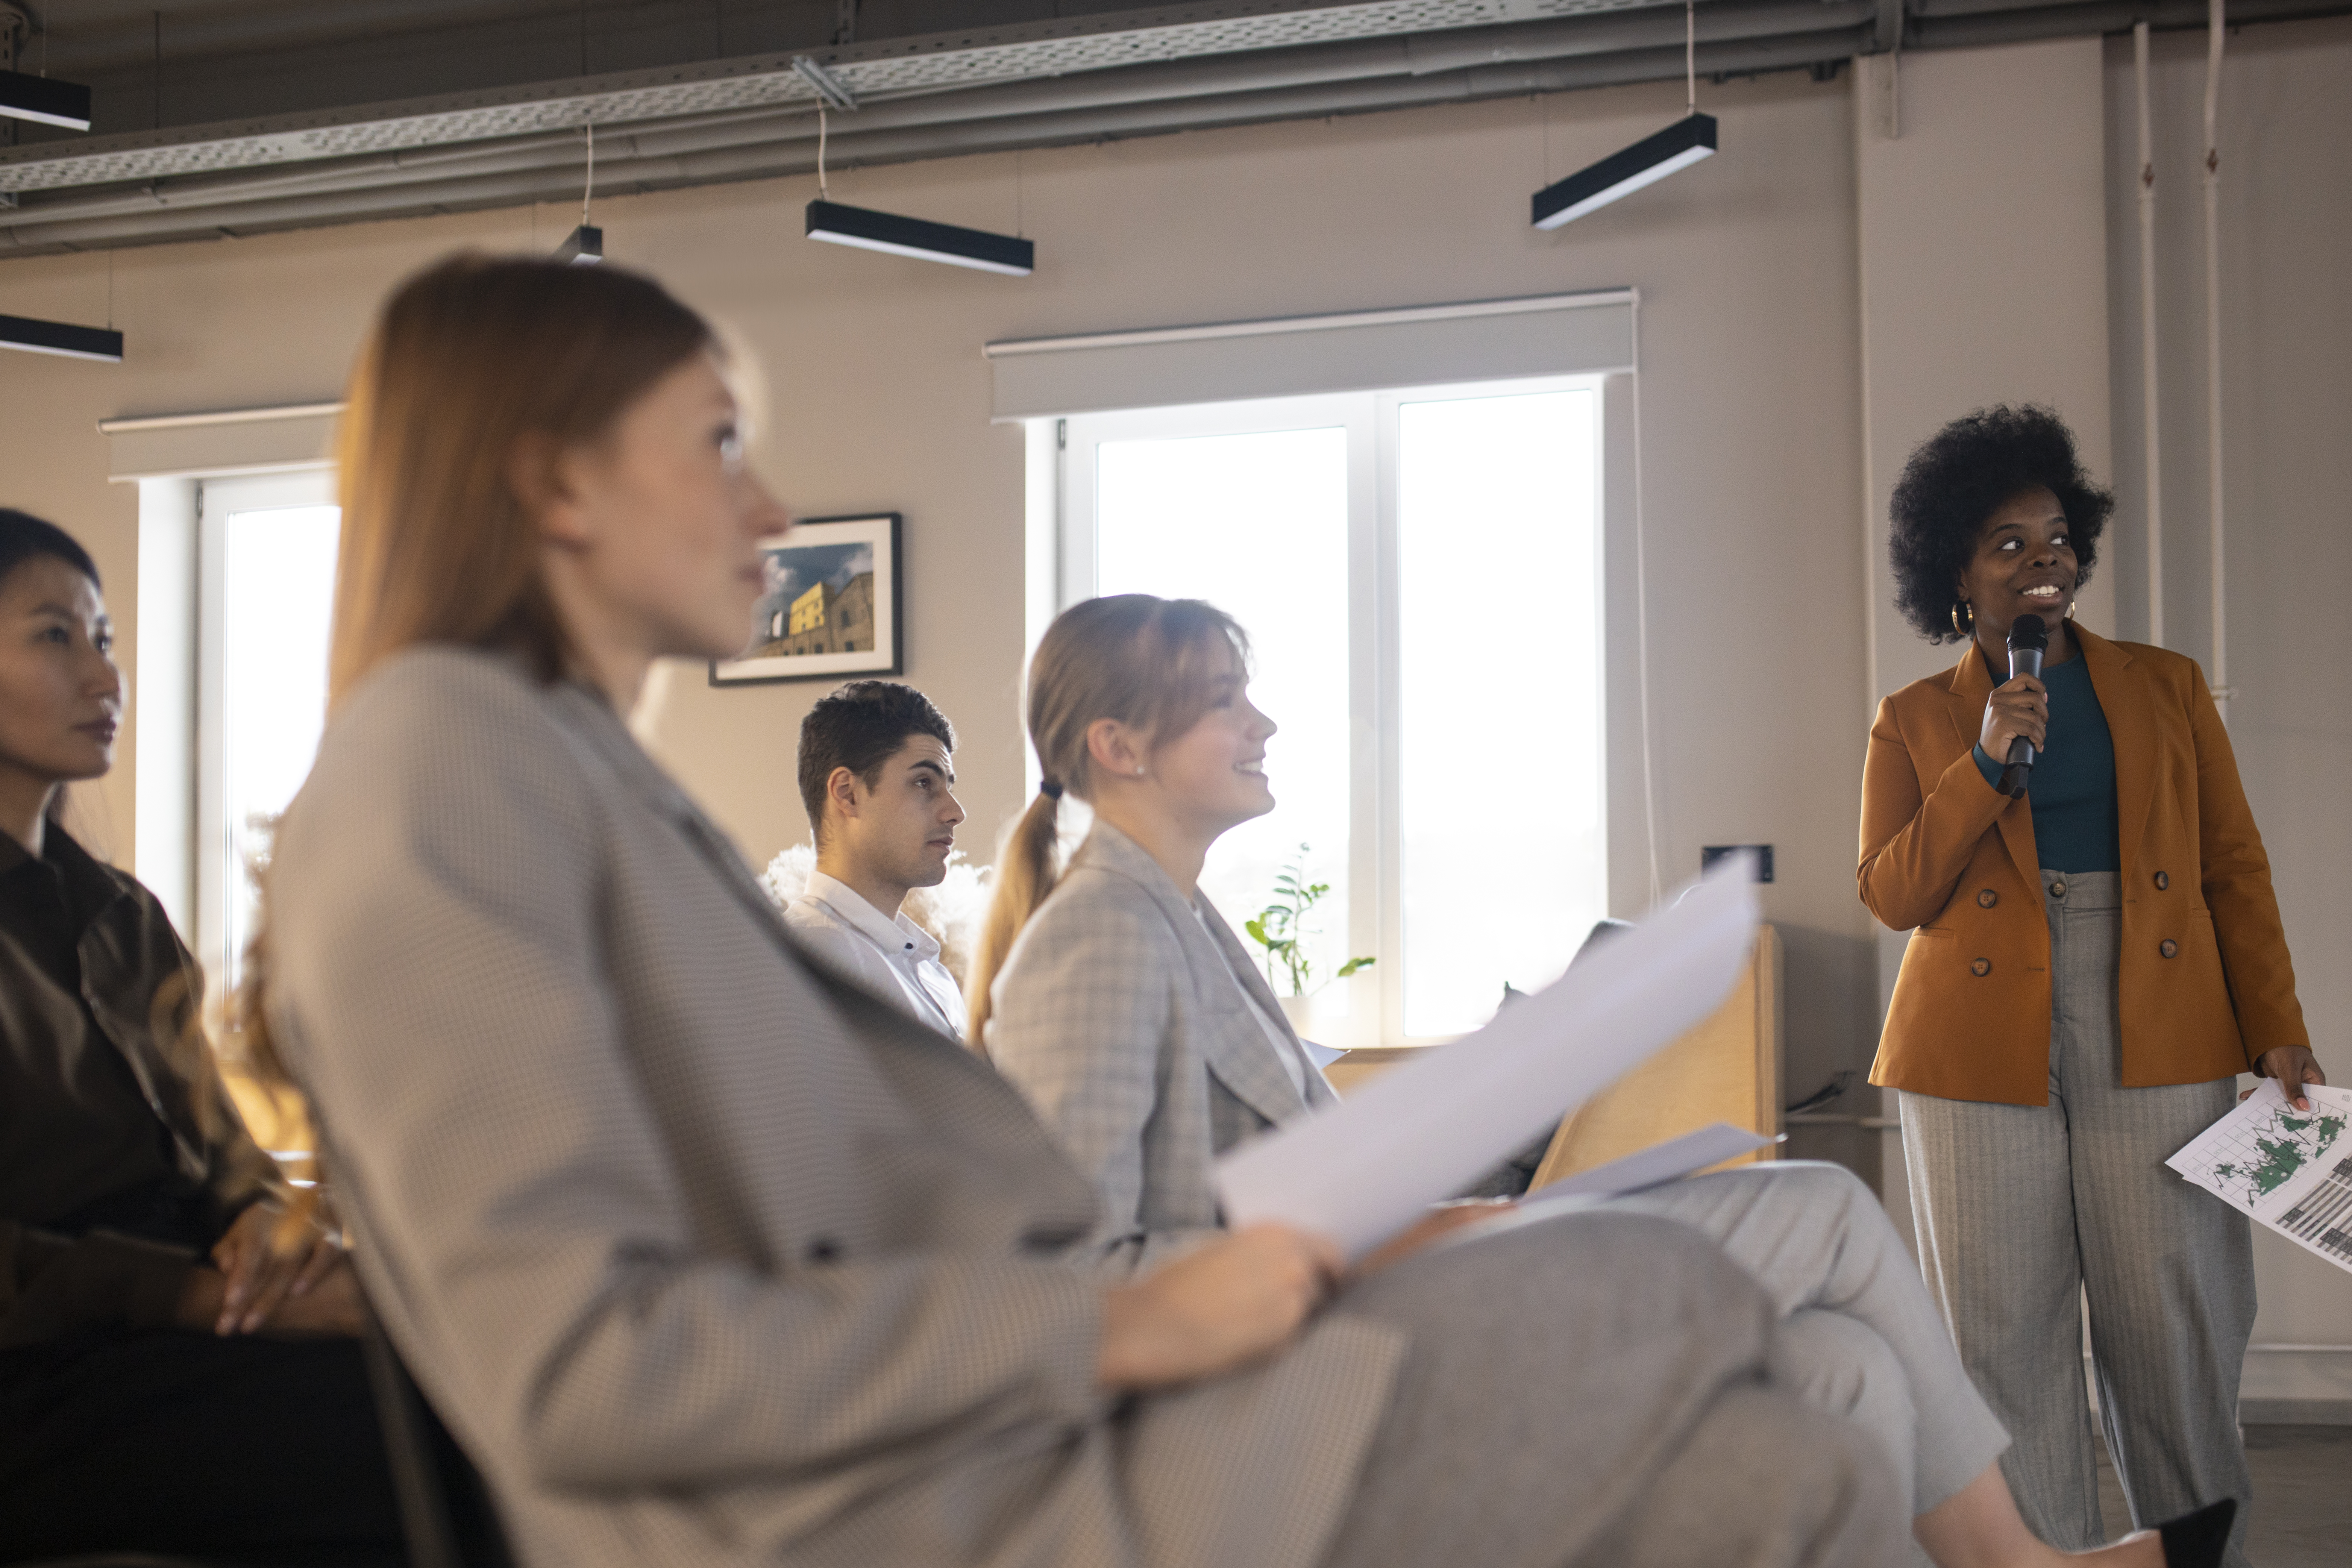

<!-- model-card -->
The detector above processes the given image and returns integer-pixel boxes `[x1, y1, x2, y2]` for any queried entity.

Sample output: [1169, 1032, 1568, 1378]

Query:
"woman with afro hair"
[1859, 405, 2321, 1568]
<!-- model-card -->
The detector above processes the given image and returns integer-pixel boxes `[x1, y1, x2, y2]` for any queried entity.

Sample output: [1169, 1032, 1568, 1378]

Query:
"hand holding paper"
[1215, 856, 1762, 1259]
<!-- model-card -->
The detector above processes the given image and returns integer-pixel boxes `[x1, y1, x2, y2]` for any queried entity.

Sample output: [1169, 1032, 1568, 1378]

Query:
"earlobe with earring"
[1951, 601, 1975, 636]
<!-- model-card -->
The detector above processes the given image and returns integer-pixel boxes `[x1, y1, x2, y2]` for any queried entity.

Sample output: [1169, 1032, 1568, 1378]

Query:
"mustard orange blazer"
[1860, 625, 2309, 1106]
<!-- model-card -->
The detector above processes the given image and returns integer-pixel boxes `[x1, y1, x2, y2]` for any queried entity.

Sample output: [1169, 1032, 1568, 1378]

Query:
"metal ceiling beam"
[0, 0, 1674, 194]
[1908, 0, 2345, 39]
[0, 0, 1865, 228]
[0, 26, 1873, 254]
[0, 0, 2343, 255]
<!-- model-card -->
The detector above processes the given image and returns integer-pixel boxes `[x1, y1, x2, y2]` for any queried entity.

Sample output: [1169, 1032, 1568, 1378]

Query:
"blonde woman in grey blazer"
[983, 816, 1335, 1276]
[975, 593, 2231, 1568]
[244, 258, 1927, 1568]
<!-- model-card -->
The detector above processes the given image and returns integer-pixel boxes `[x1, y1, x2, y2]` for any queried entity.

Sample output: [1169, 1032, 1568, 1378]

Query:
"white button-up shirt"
[784, 870, 968, 1039]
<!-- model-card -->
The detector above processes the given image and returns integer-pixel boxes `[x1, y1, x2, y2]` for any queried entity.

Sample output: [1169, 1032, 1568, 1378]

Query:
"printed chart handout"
[2167, 1078, 2352, 1275]
[1216, 855, 1760, 1259]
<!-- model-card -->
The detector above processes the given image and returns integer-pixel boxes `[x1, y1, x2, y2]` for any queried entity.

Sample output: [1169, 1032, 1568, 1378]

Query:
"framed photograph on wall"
[711, 513, 903, 686]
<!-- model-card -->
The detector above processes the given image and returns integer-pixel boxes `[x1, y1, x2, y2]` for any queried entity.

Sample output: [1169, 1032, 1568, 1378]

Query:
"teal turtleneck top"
[1972, 653, 2120, 873]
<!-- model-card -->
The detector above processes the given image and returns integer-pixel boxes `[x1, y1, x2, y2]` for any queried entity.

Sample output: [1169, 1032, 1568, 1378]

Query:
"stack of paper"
[1216, 855, 1760, 1259]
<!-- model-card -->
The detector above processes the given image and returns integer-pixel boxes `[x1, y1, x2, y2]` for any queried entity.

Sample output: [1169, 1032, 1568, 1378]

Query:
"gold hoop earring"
[2064, 602, 2076, 620]
[1951, 601, 1974, 636]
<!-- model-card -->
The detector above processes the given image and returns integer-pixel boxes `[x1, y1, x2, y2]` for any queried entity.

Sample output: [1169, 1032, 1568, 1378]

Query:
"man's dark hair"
[0, 509, 102, 593]
[1888, 405, 2113, 644]
[798, 681, 956, 838]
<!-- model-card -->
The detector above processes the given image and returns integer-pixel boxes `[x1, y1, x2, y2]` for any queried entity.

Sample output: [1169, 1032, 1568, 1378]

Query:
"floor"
[2092, 1425, 2350, 1567]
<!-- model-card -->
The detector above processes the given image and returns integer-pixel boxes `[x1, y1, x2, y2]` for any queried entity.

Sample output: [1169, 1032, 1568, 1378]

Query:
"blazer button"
[1976, 889, 1999, 909]
[2154, 870, 2170, 891]
[805, 1237, 843, 1264]
[1971, 958, 1992, 977]
[2159, 939, 2179, 959]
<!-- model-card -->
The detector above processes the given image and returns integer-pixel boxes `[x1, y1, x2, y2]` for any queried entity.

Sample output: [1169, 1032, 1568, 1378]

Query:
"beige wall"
[2100, 16, 2352, 1373]
[1, 66, 1886, 1143]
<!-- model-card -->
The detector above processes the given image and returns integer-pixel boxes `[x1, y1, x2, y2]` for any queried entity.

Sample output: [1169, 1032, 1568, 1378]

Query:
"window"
[194, 470, 341, 994]
[1051, 375, 1608, 1046]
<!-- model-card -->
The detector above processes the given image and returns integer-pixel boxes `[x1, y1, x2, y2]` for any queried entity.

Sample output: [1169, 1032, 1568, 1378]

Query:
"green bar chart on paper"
[2169, 1079, 2352, 1275]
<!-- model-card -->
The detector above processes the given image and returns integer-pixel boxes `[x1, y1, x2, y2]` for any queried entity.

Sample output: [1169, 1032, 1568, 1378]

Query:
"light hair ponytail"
[963, 594, 1248, 1051]
[965, 787, 1063, 1049]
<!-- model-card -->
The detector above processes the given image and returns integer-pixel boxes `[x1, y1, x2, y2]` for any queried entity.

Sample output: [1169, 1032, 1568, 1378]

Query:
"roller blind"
[985, 290, 1633, 420]
[101, 402, 342, 482]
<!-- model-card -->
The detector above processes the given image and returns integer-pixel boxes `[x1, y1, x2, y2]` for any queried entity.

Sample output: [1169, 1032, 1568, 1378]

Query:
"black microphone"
[1997, 614, 2049, 799]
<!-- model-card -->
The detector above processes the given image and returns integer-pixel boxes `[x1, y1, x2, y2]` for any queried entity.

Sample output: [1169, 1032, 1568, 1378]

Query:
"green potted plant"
[1244, 844, 1373, 1038]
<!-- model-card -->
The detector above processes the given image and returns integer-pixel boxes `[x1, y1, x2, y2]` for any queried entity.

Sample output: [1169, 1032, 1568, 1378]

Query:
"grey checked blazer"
[265, 649, 1404, 1568]
[983, 823, 1339, 1279]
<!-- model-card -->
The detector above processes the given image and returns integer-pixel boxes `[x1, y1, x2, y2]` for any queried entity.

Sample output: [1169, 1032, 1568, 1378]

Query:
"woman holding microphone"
[1862, 406, 2322, 1568]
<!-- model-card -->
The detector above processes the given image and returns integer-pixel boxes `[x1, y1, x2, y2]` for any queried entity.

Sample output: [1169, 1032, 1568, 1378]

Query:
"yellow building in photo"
[753, 571, 877, 658]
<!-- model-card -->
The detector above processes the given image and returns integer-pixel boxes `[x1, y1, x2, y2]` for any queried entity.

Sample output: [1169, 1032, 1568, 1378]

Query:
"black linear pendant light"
[798, 66, 1034, 277]
[0, 67, 91, 131]
[805, 200, 1034, 275]
[1531, 0, 1717, 230]
[0, 313, 124, 361]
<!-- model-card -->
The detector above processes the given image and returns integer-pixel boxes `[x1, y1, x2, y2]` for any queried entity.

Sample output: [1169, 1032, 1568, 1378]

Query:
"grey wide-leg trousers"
[1317, 1210, 1908, 1568]
[1899, 870, 2256, 1566]
[1610, 1162, 2011, 1527]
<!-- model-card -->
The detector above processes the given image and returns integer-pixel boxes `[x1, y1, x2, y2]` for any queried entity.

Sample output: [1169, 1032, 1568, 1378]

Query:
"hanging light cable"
[1531, 0, 1717, 230]
[556, 121, 602, 263]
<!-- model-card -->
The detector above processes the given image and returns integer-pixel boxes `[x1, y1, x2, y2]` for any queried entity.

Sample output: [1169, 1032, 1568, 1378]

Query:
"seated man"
[782, 679, 969, 1037]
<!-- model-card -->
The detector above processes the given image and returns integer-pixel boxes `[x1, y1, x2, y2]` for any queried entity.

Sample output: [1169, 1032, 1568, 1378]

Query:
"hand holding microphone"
[1980, 615, 2050, 799]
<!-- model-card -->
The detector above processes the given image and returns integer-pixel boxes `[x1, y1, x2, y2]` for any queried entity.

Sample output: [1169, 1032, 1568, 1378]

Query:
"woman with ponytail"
[971, 595, 1342, 1279]
[976, 594, 2237, 1568]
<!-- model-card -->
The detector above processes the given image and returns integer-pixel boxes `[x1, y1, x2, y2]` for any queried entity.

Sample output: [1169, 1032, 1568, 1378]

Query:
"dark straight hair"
[0, 511, 107, 836]
[798, 681, 956, 841]
[0, 508, 102, 591]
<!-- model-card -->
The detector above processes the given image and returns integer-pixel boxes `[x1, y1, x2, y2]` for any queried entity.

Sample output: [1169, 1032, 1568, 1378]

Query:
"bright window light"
[1054, 376, 1607, 1047]
[1094, 426, 1356, 995]
[1395, 388, 1605, 1037]
[216, 502, 339, 992]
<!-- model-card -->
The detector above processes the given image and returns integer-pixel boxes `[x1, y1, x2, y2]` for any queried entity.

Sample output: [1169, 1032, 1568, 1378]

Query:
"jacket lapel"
[1076, 825, 1312, 1127]
[1196, 896, 1339, 1111]
[1942, 645, 2042, 893]
[2076, 628, 2155, 875]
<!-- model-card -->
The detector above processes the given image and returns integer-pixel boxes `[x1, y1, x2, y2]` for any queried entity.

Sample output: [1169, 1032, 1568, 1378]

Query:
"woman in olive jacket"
[1860, 409, 2322, 1568]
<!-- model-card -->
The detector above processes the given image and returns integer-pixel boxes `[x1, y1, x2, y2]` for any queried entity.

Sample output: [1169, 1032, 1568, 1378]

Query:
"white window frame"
[116, 400, 344, 972]
[192, 467, 339, 992]
[1047, 370, 1609, 1049]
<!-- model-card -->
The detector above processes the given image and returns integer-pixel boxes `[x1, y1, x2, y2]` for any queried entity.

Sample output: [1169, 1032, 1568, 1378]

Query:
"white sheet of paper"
[1215, 856, 1760, 1258]
[2167, 1078, 2352, 1276]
